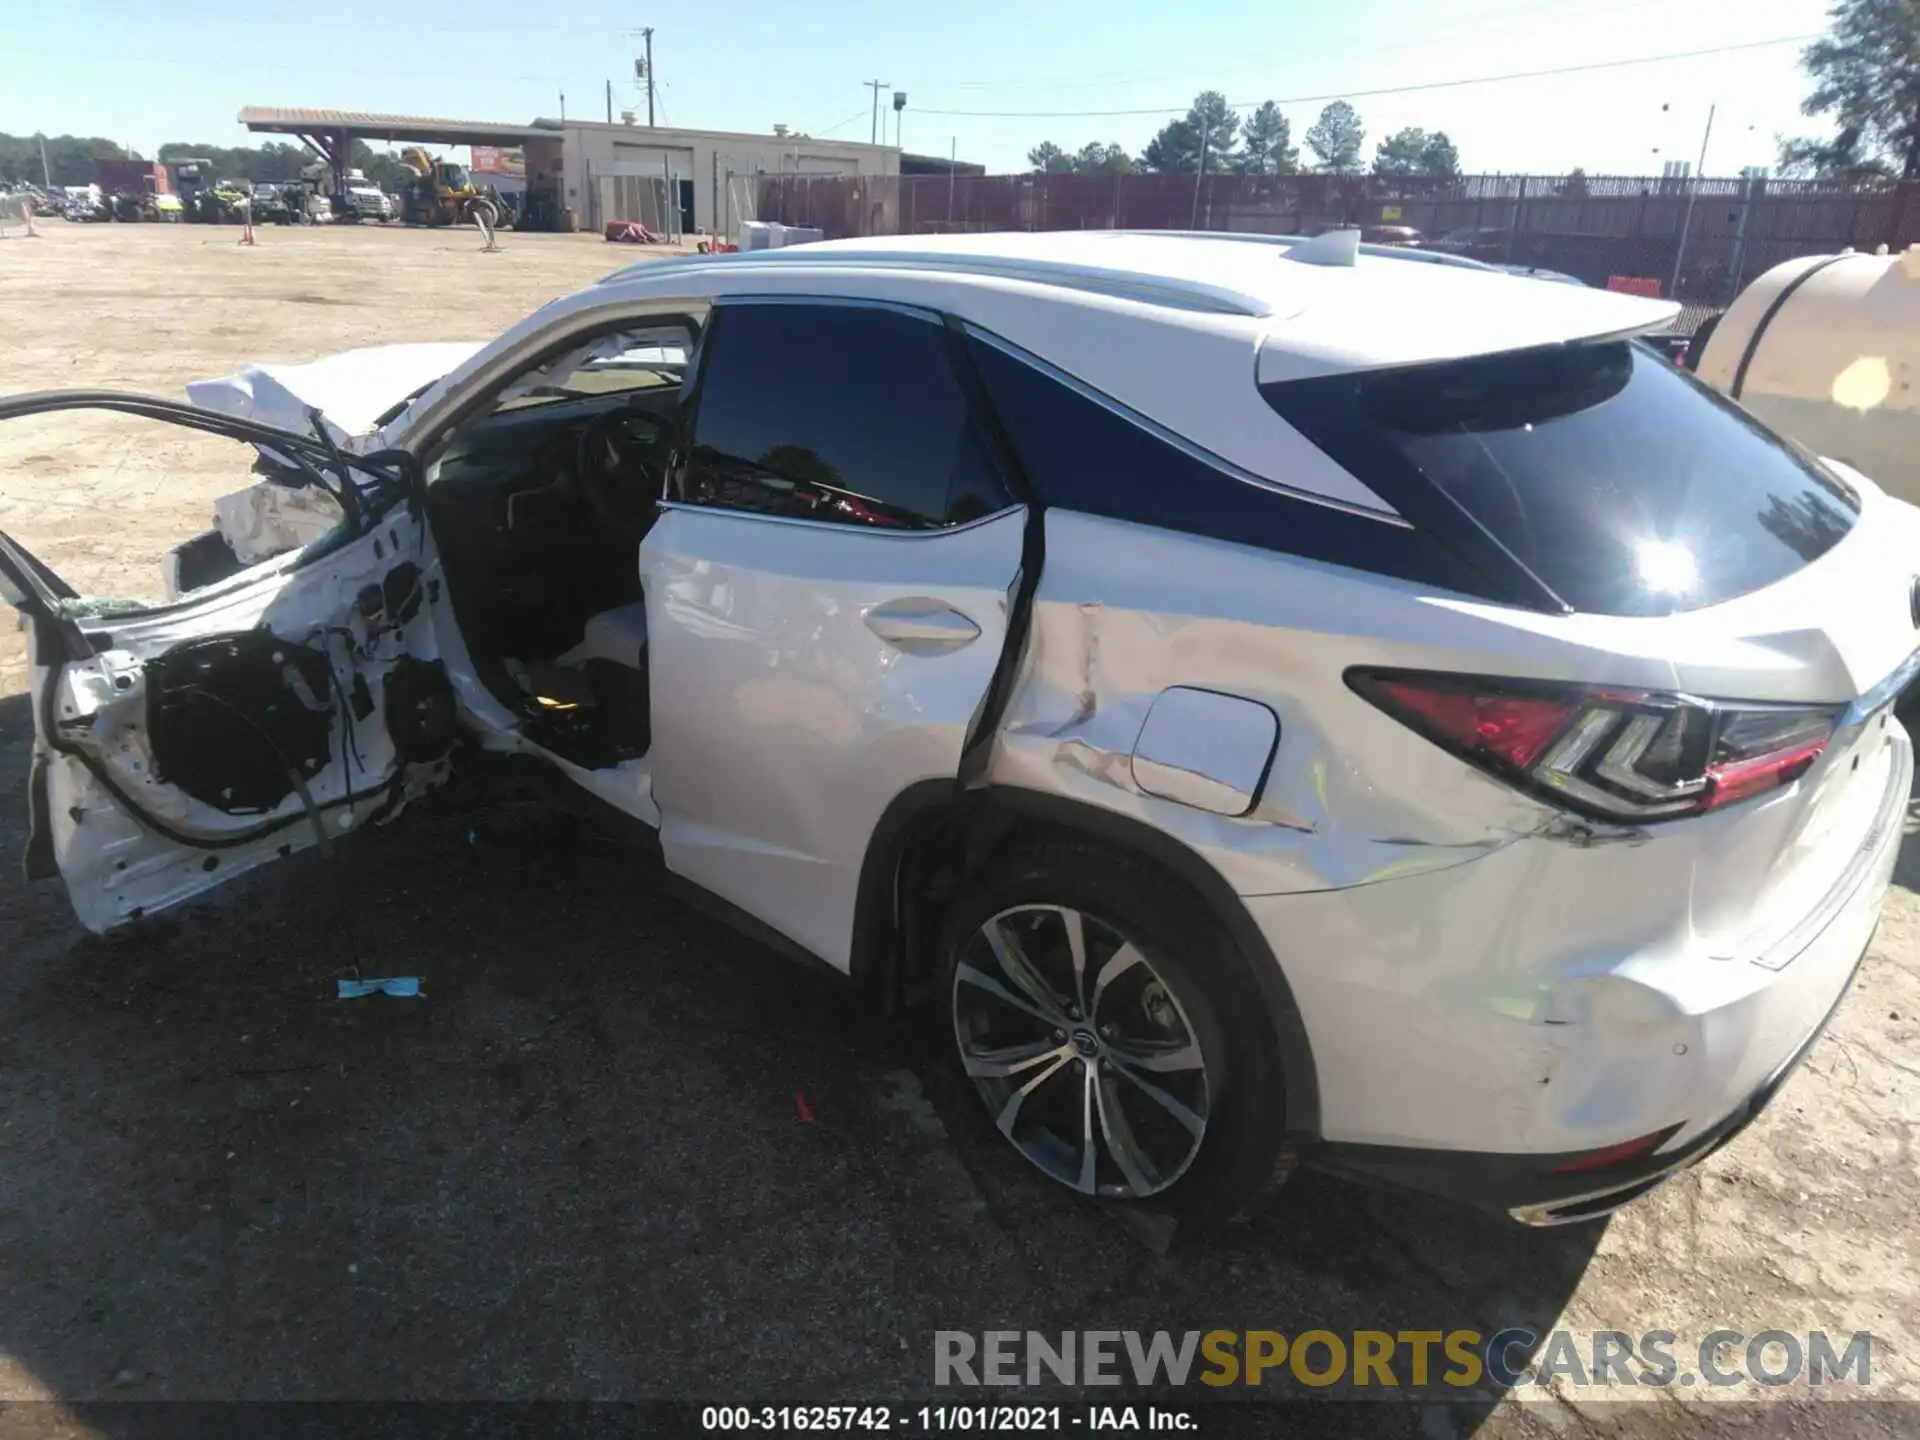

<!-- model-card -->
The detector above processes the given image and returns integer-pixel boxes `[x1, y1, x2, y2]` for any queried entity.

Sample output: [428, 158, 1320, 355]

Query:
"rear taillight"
[1349, 669, 1839, 823]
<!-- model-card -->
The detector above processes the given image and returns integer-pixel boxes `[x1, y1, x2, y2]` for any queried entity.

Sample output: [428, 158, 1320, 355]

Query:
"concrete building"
[237, 106, 903, 238]
[523, 119, 899, 236]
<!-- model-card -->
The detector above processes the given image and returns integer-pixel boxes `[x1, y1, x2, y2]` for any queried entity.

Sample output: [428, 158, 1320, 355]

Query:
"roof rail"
[1112, 229, 1496, 272]
[599, 247, 1270, 316]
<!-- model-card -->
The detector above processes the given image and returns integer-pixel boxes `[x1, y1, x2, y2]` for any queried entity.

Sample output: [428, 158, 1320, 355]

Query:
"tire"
[935, 840, 1295, 1228]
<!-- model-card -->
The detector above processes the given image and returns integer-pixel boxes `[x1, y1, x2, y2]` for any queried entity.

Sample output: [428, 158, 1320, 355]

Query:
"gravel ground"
[0, 222, 1914, 1437]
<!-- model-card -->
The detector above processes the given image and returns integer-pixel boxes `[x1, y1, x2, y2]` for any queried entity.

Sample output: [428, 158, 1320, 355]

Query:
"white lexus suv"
[3, 230, 1911, 1228]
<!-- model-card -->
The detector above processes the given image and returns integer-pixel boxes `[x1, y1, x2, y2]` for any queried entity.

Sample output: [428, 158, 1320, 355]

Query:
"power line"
[814, 106, 874, 138]
[909, 34, 1817, 119]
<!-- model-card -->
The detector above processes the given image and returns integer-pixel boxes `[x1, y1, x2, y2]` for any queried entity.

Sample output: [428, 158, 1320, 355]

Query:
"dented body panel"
[185, 342, 484, 446]
[989, 511, 1568, 899]
[210, 478, 345, 567]
[1248, 720, 1905, 1155]
[986, 508, 1914, 1159]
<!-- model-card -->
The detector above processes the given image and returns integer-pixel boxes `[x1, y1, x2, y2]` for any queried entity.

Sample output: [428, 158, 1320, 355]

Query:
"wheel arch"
[851, 780, 1322, 1139]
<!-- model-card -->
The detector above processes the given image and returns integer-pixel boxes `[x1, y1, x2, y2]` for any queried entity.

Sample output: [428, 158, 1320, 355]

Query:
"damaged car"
[4, 229, 1914, 1229]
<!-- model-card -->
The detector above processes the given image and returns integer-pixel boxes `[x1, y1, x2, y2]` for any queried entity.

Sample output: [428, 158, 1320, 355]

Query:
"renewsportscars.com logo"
[933, 1329, 1875, 1392]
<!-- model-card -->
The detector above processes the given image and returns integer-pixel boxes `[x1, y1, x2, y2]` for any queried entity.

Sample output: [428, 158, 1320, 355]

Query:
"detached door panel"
[643, 300, 1026, 969]
[1, 396, 449, 933]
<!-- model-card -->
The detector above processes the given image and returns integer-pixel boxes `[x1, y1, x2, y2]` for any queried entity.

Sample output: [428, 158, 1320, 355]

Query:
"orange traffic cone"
[23, 206, 39, 238]
[238, 205, 257, 246]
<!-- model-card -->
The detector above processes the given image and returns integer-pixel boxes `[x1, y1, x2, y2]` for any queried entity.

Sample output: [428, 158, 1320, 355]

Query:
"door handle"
[865, 599, 982, 654]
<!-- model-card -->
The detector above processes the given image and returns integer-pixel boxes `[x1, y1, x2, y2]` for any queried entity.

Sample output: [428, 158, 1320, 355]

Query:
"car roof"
[414, 231, 1679, 520]
[792, 230, 1469, 318]
[768, 230, 1677, 379]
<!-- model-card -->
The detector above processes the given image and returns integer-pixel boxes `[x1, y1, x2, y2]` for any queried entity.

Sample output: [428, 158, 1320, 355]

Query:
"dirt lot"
[0, 222, 1916, 1435]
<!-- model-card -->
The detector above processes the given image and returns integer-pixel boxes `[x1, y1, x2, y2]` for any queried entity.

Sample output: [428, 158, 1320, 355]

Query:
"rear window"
[1262, 341, 1860, 616]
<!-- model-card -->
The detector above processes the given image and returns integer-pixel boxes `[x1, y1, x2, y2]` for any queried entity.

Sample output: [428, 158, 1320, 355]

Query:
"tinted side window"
[965, 332, 1533, 606]
[1263, 341, 1860, 616]
[685, 303, 1009, 530]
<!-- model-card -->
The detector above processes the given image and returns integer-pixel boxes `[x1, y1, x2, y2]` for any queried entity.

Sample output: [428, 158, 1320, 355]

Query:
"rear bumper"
[1313, 935, 1867, 1224]
[1245, 720, 1909, 1222]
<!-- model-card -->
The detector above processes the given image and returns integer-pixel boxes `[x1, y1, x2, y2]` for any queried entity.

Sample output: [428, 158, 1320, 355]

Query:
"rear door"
[641, 299, 1029, 971]
[1, 395, 452, 933]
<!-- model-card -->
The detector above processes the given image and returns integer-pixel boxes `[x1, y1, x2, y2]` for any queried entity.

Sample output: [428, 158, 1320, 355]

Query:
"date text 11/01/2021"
[701, 1406, 1194, 1432]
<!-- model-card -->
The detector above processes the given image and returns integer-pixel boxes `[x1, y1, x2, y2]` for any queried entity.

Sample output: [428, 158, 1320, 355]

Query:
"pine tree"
[1234, 103, 1299, 175]
[1304, 102, 1366, 174]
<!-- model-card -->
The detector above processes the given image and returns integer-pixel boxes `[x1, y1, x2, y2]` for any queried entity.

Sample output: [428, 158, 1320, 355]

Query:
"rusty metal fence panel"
[757, 171, 1920, 303]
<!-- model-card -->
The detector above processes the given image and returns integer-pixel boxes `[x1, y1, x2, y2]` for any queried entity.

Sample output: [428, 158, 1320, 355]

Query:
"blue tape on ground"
[337, 977, 424, 999]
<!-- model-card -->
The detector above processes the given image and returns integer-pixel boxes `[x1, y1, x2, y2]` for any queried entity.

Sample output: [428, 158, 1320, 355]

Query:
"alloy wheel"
[950, 904, 1211, 1199]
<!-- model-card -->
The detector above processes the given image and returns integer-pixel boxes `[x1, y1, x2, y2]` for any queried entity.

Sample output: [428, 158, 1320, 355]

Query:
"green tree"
[1305, 101, 1366, 173]
[1027, 141, 1074, 174]
[1777, 126, 1893, 177]
[1141, 91, 1240, 173]
[0, 132, 131, 186]
[1140, 119, 1198, 173]
[1779, 0, 1920, 178]
[1373, 127, 1433, 176]
[0, 131, 424, 191]
[1234, 102, 1298, 175]
[1074, 141, 1133, 174]
[158, 140, 316, 182]
[1418, 131, 1461, 178]
[356, 147, 414, 190]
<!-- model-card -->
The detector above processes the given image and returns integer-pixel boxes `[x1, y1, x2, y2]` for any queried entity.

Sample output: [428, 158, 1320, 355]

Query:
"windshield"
[492, 338, 691, 414]
[442, 165, 471, 189]
[1262, 341, 1861, 617]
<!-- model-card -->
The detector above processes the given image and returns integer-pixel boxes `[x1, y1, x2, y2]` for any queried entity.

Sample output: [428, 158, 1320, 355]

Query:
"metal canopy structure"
[237, 107, 546, 190]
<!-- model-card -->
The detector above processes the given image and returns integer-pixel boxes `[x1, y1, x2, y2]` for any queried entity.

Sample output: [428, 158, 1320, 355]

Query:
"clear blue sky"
[5, 0, 1835, 176]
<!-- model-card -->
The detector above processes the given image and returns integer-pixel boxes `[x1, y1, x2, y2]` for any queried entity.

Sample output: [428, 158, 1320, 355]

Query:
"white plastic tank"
[1694, 246, 1920, 504]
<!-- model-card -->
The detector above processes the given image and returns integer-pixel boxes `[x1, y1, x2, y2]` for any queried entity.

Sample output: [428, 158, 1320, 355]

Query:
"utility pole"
[1668, 102, 1715, 299]
[559, 90, 566, 122]
[642, 28, 656, 126]
[37, 132, 51, 188]
[606, 80, 613, 124]
[865, 80, 890, 146]
[1191, 125, 1210, 228]
[1725, 169, 1762, 303]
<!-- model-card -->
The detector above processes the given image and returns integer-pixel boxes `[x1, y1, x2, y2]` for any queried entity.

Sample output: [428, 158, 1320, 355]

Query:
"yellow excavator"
[399, 147, 497, 228]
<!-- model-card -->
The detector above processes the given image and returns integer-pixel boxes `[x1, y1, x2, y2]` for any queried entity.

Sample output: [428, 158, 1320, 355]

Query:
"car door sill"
[660, 871, 850, 984]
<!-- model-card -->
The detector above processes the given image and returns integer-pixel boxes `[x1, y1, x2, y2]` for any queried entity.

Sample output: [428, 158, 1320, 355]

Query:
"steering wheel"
[574, 408, 662, 538]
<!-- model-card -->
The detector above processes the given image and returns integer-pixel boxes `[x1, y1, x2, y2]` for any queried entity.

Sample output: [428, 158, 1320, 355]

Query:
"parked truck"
[301, 163, 392, 223]
[92, 159, 171, 215]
